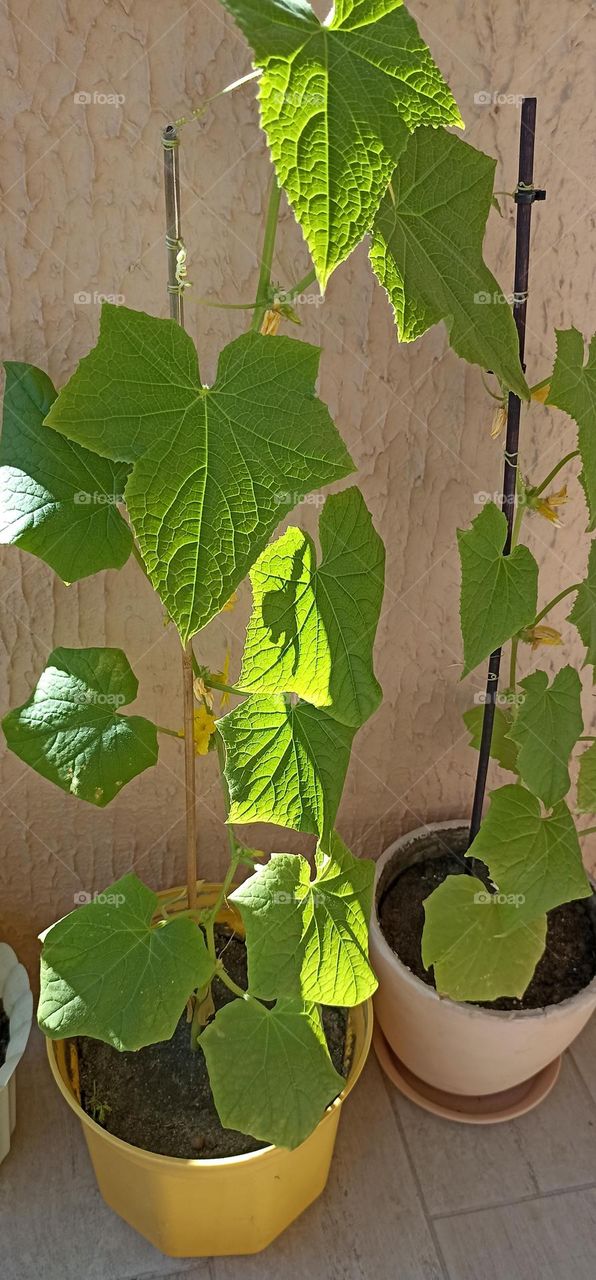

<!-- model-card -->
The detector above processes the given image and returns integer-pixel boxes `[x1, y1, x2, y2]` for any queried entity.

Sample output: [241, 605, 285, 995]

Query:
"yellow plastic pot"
[45, 883, 373, 1257]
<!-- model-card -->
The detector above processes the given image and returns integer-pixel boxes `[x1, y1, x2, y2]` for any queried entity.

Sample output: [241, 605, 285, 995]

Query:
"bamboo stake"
[162, 123, 198, 910]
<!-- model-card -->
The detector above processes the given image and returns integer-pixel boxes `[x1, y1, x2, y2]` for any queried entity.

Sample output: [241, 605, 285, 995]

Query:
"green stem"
[580, 736, 596, 742]
[280, 266, 318, 302]
[528, 374, 551, 397]
[156, 723, 182, 739]
[531, 450, 580, 498]
[532, 583, 582, 627]
[216, 963, 249, 1000]
[578, 826, 596, 837]
[174, 69, 261, 129]
[509, 637, 519, 692]
[507, 472, 526, 690]
[206, 677, 242, 697]
[251, 177, 282, 332]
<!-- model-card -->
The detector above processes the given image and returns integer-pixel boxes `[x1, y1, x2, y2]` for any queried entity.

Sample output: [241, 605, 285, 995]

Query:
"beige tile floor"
[3, 1018, 596, 1280]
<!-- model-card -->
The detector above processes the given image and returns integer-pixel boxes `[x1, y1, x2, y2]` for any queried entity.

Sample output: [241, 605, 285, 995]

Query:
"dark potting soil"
[0, 1000, 9, 1068]
[378, 829, 596, 1012]
[77, 925, 349, 1160]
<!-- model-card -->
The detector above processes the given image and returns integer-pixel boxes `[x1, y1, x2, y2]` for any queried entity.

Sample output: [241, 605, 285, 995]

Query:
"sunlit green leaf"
[39, 874, 213, 1050]
[45, 306, 353, 642]
[578, 742, 596, 813]
[219, 0, 462, 287]
[2, 647, 158, 806]
[240, 488, 384, 727]
[370, 129, 528, 396]
[231, 832, 377, 1004]
[218, 695, 353, 837]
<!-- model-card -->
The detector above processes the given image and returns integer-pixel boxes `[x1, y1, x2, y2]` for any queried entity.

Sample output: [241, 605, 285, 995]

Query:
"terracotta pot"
[45, 883, 373, 1256]
[0, 943, 33, 1165]
[369, 822, 596, 1097]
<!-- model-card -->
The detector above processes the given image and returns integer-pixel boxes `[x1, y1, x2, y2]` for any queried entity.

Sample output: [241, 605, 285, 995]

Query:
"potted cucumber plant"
[371, 104, 596, 1115]
[0, 0, 529, 1255]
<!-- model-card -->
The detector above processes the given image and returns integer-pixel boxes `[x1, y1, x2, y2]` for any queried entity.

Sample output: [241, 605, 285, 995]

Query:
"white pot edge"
[370, 818, 596, 1025]
[0, 942, 33, 1092]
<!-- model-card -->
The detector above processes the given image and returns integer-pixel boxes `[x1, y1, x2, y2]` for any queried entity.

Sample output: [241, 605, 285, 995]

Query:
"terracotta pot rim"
[371, 818, 596, 1023]
[45, 878, 373, 1170]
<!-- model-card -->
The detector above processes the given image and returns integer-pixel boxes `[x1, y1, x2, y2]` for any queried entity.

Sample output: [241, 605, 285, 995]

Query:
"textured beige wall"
[1, 0, 595, 974]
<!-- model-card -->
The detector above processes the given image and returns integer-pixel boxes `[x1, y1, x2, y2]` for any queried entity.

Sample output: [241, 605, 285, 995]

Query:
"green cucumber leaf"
[200, 996, 344, 1149]
[230, 831, 377, 1004]
[45, 306, 354, 641]
[568, 540, 596, 678]
[39, 874, 214, 1050]
[463, 703, 519, 774]
[422, 872, 547, 1002]
[468, 784, 590, 918]
[240, 487, 384, 727]
[578, 742, 596, 813]
[218, 695, 354, 838]
[458, 503, 538, 677]
[546, 329, 596, 530]
[0, 362, 131, 581]
[370, 129, 528, 397]
[2, 647, 158, 806]
[506, 667, 583, 807]
[219, 0, 462, 288]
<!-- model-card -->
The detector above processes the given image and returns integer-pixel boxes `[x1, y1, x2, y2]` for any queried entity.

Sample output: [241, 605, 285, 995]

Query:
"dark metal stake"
[468, 97, 546, 845]
[162, 124, 198, 909]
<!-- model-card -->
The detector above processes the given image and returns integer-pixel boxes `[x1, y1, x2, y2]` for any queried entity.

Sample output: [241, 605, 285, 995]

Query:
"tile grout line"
[430, 1177, 596, 1222]
[567, 1046, 596, 1115]
[378, 1071, 451, 1280]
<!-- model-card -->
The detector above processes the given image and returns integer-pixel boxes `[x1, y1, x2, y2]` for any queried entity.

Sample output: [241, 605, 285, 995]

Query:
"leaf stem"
[530, 450, 580, 498]
[251, 177, 282, 333]
[216, 962, 248, 1000]
[281, 266, 318, 302]
[532, 583, 582, 627]
[174, 69, 261, 129]
[578, 826, 596, 837]
[156, 723, 182, 738]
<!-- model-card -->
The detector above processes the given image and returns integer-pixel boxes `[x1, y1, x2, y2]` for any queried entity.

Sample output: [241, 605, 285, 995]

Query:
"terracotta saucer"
[373, 1023, 561, 1124]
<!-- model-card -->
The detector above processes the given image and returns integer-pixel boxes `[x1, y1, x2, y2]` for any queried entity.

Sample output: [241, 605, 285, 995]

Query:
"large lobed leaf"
[468, 784, 591, 919]
[240, 487, 385, 727]
[547, 328, 596, 530]
[422, 873, 547, 1002]
[219, 0, 462, 288]
[370, 129, 528, 397]
[0, 362, 131, 581]
[218, 694, 354, 838]
[231, 832, 377, 1004]
[2, 647, 158, 806]
[39, 874, 214, 1050]
[568, 539, 596, 679]
[45, 306, 354, 642]
[506, 667, 583, 808]
[200, 996, 344, 1149]
[458, 503, 538, 677]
